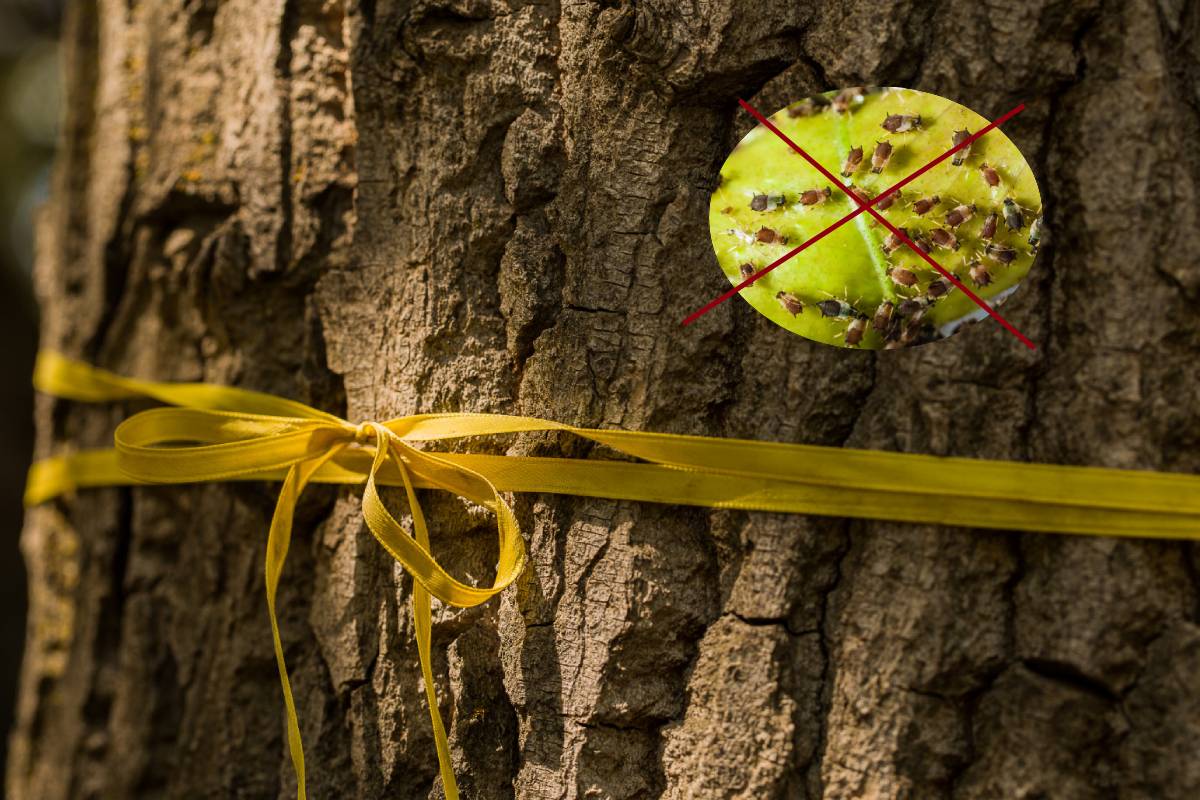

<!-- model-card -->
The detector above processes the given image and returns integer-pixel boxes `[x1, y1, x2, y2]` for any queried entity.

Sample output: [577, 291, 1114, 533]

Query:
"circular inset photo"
[709, 87, 1042, 349]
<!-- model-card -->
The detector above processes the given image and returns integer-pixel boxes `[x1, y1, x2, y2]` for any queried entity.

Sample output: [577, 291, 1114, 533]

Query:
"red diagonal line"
[685, 104, 1023, 326]
[736, 97, 1034, 349]
[684, 102, 1028, 343]
[683, 202, 888, 326]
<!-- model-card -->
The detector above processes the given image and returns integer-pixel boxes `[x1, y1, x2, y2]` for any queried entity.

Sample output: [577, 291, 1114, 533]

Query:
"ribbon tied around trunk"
[24, 352, 1200, 799]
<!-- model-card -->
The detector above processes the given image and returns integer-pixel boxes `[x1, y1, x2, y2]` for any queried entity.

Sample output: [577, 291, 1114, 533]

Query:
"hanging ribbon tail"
[265, 447, 347, 800]
[387, 432, 460, 800]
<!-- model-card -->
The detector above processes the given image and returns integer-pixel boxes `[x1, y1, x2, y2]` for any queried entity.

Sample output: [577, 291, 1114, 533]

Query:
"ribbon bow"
[25, 352, 1200, 799]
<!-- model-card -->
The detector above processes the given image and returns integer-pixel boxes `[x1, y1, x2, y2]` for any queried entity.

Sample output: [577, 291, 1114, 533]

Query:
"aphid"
[927, 277, 952, 298]
[871, 141, 893, 173]
[818, 299, 854, 318]
[875, 188, 900, 211]
[847, 186, 870, 205]
[929, 228, 958, 250]
[901, 315, 927, 345]
[841, 146, 864, 178]
[776, 291, 803, 315]
[944, 203, 975, 227]
[898, 298, 925, 315]
[881, 113, 921, 133]
[756, 227, 786, 244]
[912, 195, 940, 215]
[984, 242, 1016, 264]
[910, 233, 932, 254]
[844, 317, 867, 346]
[882, 228, 909, 253]
[968, 259, 992, 287]
[799, 187, 832, 206]
[738, 262, 755, 279]
[980, 212, 998, 240]
[951, 129, 972, 166]
[889, 267, 918, 287]
[873, 301, 894, 331]
[832, 87, 865, 114]
[1028, 215, 1043, 252]
[979, 163, 1001, 187]
[1002, 198, 1024, 231]
[787, 94, 831, 117]
[750, 193, 785, 212]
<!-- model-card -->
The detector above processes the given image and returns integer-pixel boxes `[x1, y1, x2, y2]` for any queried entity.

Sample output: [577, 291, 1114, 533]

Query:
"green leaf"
[710, 87, 1043, 349]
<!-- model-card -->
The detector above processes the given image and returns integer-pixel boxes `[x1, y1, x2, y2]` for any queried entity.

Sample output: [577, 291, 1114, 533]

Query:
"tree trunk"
[9, 0, 1200, 798]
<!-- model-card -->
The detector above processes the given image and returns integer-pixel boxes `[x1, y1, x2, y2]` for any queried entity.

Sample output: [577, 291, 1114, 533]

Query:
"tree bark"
[9, 0, 1200, 798]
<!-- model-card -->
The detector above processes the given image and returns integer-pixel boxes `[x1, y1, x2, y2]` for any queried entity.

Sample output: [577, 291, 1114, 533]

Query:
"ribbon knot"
[352, 419, 376, 445]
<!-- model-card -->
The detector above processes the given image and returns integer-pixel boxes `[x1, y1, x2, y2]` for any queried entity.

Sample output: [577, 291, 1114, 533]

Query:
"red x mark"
[683, 98, 1034, 350]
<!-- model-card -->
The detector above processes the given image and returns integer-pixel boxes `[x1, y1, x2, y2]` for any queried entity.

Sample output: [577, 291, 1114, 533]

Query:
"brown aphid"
[871, 141, 893, 173]
[951, 129, 972, 166]
[832, 87, 865, 113]
[968, 260, 992, 287]
[1002, 198, 1024, 231]
[847, 186, 870, 205]
[912, 195, 940, 215]
[979, 163, 1001, 187]
[841, 146, 864, 178]
[750, 192, 785, 212]
[930, 228, 958, 250]
[844, 317, 867, 347]
[818, 299, 854, 318]
[881, 113, 921, 133]
[926, 277, 952, 298]
[1028, 215, 1043, 252]
[787, 94, 831, 117]
[776, 291, 803, 316]
[899, 302, 929, 345]
[985, 242, 1017, 264]
[873, 301, 894, 331]
[898, 298, 925, 315]
[889, 266, 918, 287]
[901, 315, 927, 345]
[882, 227, 909, 253]
[738, 262, 755, 279]
[910, 233, 932, 254]
[944, 204, 975, 228]
[799, 187, 832, 206]
[875, 188, 900, 211]
[883, 312, 904, 342]
[756, 227, 785, 244]
[980, 212, 998, 240]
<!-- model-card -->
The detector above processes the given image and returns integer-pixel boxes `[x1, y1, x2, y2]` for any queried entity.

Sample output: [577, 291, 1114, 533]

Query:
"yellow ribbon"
[24, 352, 1200, 797]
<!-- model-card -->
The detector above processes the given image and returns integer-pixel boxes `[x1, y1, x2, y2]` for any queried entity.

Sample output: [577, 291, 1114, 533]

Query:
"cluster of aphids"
[773, 88, 1044, 348]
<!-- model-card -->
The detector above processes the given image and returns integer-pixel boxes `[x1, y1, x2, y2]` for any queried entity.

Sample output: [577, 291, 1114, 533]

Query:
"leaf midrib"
[837, 114, 896, 305]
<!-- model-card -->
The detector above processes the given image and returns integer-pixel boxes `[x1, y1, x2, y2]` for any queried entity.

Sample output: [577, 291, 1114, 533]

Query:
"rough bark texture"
[9, 1, 1200, 798]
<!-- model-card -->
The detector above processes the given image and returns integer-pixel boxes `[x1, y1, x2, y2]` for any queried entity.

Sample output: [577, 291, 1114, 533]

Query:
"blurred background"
[0, 0, 63, 783]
